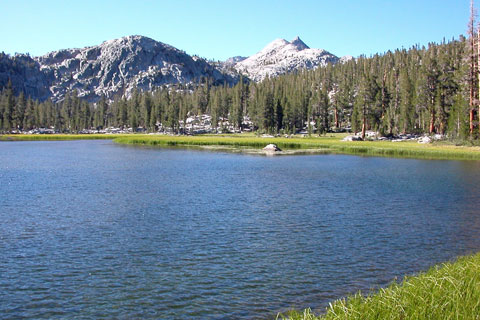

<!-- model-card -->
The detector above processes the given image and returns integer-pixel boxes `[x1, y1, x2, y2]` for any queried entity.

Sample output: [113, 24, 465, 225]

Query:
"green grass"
[2, 133, 480, 160]
[113, 134, 480, 160]
[278, 252, 480, 320]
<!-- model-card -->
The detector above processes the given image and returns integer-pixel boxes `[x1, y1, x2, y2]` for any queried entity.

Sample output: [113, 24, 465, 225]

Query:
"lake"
[1, 140, 480, 319]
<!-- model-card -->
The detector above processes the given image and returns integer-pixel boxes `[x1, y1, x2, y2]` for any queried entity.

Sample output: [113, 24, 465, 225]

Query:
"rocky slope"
[1, 36, 238, 102]
[1, 35, 343, 102]
[0, 53, 53, 101]
[232, 36, 339, 81]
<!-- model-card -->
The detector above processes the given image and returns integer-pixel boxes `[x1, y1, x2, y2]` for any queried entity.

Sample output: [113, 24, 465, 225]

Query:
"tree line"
[1, 35, 479, 140]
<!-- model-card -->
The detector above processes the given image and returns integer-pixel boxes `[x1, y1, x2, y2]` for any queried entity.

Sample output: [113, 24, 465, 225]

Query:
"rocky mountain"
[1, 36, 238, 102]
[224, 56, 247, 66]
[0, 53, 53, 101]
[1, 35, 343, 102]
[232, 36, 339, 82]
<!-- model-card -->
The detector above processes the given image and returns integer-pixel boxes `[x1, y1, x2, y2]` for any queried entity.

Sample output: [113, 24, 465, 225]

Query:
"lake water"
[1, 140, 480, 319]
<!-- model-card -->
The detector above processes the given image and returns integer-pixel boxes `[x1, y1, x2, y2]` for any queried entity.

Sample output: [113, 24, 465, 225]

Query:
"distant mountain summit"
[233, 36, 339, 81]
[290, 36, 309, 50]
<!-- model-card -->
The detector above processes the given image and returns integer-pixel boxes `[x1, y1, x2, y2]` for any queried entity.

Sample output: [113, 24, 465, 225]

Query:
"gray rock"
[2, 35, 341, 102]
[418, 136, 432, 144]
[263, 144, 282, 152]
[2, 36, 239, 102]
[233, 36, 339, 82]
[224, 56, 247, 66]
[342, 135, 363, 141]
[432, 134, 445, 141]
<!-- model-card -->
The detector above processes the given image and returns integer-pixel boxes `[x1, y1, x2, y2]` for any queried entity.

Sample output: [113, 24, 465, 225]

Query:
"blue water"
[1, 140, 480, 319]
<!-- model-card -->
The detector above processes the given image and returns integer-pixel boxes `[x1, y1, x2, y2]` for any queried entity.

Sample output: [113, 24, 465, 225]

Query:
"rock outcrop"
[36, 35, 239, 102]
[1, 36, 238, 102]
[233, 36, 339, 82]
[263, 144, 282, 152]
[342, 135, 363, 141]
[1, 35, 343, 102]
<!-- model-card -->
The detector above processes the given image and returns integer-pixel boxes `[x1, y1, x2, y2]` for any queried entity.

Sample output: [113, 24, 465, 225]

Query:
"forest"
[1, 35, 479, 141]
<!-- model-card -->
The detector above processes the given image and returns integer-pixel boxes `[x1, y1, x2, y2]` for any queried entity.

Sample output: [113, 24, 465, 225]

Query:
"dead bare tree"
[469, 0, 478, 135]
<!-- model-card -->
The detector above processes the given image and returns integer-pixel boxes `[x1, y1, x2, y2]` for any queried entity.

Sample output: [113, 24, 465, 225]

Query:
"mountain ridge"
[0, 35, 341, 102]
[33, 35, 238, 102]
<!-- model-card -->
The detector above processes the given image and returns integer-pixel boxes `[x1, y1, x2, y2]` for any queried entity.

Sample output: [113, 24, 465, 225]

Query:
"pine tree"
[94, 94, 107, 129]
[420, 45, 440, 134]
[262, 91, 275, 133]
[2, 80, 14, 132]
[275, 98, 283, 133]
[14, 92, 26, 131]
[356, 72, 379, 139]
[141, 93, 152, 130]
[399, 69, 414, 134]
[23, 99, 35, 130]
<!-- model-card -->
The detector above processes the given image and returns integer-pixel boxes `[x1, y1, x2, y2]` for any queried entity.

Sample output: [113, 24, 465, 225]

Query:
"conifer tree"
[356, 72, 379, 139]
[2, 80, 14, 131]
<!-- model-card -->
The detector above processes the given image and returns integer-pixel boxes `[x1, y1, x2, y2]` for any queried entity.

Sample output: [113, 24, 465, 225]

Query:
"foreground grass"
[280, 253, 480, 320]
[2, 133, 480, 160]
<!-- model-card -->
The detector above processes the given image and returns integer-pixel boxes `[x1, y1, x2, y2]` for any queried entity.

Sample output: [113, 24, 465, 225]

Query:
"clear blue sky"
[0, 0, 472, 60]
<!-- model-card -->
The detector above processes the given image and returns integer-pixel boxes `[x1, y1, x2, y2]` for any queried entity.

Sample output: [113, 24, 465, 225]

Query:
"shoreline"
[280, 252, 480, 319]
[1, 133, 480, 161]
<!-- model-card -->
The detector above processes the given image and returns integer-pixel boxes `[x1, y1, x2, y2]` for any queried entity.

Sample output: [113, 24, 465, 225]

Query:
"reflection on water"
[1, 140, 480, 319]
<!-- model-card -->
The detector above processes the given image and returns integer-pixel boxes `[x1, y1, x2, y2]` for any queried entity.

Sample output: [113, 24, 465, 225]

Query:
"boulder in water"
[263, 144, 282, 152]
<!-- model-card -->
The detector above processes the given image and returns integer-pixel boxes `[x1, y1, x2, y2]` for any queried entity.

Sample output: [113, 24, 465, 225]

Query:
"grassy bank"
[113, 134, 480, 160]
[280, 252, 480, 320]
[2, 133, 480, 160]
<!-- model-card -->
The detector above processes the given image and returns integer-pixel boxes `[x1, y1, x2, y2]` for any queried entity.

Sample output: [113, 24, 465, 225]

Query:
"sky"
[0, 0, 473, 61]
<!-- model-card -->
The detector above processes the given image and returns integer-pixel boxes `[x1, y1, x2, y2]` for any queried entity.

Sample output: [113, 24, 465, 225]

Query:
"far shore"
[1, 133, 480, 161]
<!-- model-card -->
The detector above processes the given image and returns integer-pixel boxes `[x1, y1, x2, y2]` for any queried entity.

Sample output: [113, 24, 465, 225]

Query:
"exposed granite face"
[233, 36, 339, 82]
[1, 36, 238, 102]
[0, 35, 344, 102]
[224, 56, 247, 66]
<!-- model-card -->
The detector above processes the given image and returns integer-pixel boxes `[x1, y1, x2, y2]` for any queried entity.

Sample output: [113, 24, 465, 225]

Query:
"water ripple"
[1, 141, 480, 319]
